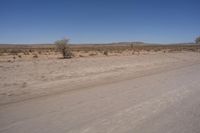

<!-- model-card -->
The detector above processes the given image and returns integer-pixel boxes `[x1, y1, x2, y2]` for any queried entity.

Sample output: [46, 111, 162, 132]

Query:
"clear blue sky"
[0, 0, 200, 44]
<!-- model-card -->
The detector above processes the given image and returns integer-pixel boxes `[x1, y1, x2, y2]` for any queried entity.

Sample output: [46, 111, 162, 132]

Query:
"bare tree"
[55, 38, 73, 59]
[195, 36, 200, 44]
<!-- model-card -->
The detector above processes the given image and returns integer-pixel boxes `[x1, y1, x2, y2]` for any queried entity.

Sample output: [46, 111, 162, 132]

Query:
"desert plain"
[0, 44, 200, 133]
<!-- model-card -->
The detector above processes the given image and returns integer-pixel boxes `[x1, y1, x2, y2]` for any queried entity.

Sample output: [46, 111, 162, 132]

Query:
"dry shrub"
[10, 49, 20, 55]
[89, 53, 97, 56]
[79, 55, 84, 57]
[103, 51, 108, 56]
[33, 54, 38, 58]
[38, 51, 42, 54]
[18, 55, 22, 58]
[23, 51, 29, 55]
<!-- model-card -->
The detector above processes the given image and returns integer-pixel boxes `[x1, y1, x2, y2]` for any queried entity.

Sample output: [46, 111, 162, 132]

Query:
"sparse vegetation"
[103, 51, 108, 56]
[18, 55, 22, 58]
[0, 43, 200, 60]
[33, 54, 38, 58]
[195, 36, 200, 44]
[55, 38, 73, 59]
[89, 53, 97, 56]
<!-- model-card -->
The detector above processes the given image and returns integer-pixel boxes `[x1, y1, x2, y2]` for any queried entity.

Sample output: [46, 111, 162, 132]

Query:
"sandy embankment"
[0, 52, 200, 105]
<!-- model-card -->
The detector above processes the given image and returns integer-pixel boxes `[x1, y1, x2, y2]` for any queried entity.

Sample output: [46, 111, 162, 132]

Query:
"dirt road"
[1, 53, 200, 133]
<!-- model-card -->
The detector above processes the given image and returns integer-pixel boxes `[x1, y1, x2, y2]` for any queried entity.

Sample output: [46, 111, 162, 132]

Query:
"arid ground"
[0, 45, 200, 133]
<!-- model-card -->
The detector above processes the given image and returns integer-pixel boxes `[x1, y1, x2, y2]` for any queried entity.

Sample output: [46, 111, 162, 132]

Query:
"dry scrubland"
[1, 44, 200, 133]
[0, 44, 200, 105]
[0, 44, 199, 61]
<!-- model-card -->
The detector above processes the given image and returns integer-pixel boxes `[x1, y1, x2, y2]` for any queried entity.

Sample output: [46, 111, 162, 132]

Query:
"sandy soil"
[0, 51, 200, 133]
[0, 52, 200, 105]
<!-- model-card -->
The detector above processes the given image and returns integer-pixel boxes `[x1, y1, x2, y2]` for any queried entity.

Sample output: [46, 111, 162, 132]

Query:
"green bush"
[55, 38, 73, 59]
[195, 36, 200, 44]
